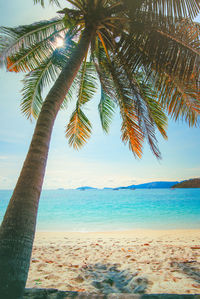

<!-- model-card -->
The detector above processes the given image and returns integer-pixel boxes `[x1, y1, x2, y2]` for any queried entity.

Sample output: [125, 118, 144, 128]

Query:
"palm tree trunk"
[0, 26, 95, 299]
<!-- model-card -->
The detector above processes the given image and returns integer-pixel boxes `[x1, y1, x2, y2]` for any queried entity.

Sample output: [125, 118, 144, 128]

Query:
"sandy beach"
[26, 229, 200, 294]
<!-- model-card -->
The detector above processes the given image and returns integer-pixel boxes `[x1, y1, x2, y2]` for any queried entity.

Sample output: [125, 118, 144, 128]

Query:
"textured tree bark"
[0, 26, 95, 299]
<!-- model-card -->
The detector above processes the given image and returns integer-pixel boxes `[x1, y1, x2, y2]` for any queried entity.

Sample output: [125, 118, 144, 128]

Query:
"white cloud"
[0, 156, 9, 160]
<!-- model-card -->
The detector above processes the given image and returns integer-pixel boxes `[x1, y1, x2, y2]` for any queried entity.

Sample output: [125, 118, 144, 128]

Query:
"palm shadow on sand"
[170, 260, 200, 285]
[76, 262, 150, 294]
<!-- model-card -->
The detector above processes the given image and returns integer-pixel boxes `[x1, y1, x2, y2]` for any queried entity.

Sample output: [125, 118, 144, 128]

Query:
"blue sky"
[0, 0, 200, 189]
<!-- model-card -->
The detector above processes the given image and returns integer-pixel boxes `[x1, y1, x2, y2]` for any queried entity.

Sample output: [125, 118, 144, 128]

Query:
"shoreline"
[36, 228, 200, 233]
[26, 229, 200, 294]
[34, 228, 200, 240]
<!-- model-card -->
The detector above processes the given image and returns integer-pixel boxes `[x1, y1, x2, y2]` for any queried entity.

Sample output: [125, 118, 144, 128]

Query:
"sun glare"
[55, 37, 64, 48]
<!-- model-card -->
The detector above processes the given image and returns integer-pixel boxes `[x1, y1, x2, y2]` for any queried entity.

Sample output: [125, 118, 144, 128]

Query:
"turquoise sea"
[0, 189, 200, 231]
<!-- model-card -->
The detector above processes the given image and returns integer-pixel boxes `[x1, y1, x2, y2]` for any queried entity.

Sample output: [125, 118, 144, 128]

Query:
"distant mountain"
[76, 186, 97, 190]
[171, 178, 200, 188]
[75, 179, 200, 190]
[116, 181, 179, 189]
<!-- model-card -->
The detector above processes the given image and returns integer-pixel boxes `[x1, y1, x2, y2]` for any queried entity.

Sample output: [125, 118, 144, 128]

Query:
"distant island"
[171, 178, 200, 188]
[76, 181, 178, 190]
[116, 181, 179, 190]
[76, 178, 200, 190]
[76, 186, 97, 191]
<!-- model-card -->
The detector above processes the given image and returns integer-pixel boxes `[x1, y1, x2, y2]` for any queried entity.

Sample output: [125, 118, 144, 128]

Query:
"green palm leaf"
[76, 60, 98, 106]
[6, 40, 54, 72]
[98, 87, 116, 133]
[92, 37, 117, 133]
[4, 28, 76, 73]
[20, 34, 77, 119]
[65, 59, 98, 148]
[143, 88, 168, 139]
[21, 57, 60, 119]
[0, 18, 65, 68]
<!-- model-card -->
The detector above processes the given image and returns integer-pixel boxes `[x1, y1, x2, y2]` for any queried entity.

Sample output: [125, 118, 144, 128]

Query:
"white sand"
[26, 229, 200, 294]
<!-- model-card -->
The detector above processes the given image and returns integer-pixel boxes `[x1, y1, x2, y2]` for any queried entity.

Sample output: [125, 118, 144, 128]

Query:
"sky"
[0, 0, 200, 189]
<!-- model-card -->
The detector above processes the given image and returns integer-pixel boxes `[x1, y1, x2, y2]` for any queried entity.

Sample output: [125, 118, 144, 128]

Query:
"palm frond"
[153, 20, 200, 82]
[91, 37, 116, 98]
[117, 26, 199, 130]
[92, 36, 161, 157]
[65, 59, 98, 149]
[136, 0, 200, 19]
[65, 108, 92, 149]
[143, 88, 168, 139]
[20, 34, 77, 119]
[106, 61, 144, 158]
[6, 40, 54, 72]
[0, 18, 65, 68]
[21, 56, 60, 119]
[131, 77, 164, 159]
[75, 59, 98, 106]
[91, 37, 118, 133]
[117, 19, 200, 84]
[109, 41, 166, 158]
[98, 87, 116, 133]
[154, 71, 200, 126]
[120, 107, 144, 159]
[1, 24, 77, 74]
[2, 0, 199, 159]
[33, 0, 60, 7]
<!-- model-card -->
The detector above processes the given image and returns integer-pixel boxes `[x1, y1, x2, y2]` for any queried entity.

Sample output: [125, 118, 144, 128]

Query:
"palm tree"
[0, 0, 199, 297]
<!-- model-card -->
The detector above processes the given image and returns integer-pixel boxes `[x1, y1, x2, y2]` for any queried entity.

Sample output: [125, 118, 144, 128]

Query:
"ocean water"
[0, 189, 200, 231]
